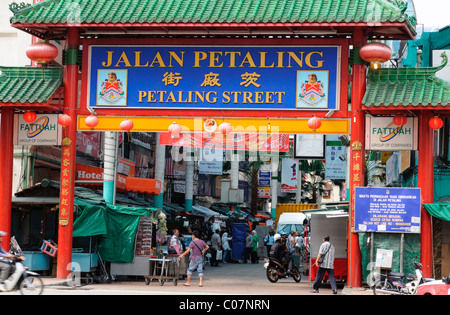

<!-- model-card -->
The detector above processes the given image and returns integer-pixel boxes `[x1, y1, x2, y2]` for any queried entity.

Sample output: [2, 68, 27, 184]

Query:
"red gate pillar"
[0, 107, 14, 251]
[348, 30, 367, 287]
[57, 27, 80, 279]
[418, 111, 434, 278]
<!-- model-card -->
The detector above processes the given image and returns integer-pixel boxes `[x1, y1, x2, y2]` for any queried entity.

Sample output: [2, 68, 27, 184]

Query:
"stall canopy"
[73, 198, 157, 263]
[424, 203, 450, 222]
[191, 205, 228, 221]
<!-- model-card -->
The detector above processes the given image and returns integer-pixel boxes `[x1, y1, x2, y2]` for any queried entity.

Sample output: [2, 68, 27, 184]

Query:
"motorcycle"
[264, 257, 302, 283]
[372, 260, 432, 295]
[0, 237, 44, 295]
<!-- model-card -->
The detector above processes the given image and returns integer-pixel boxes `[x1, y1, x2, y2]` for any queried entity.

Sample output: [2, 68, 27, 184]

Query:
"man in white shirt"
[311, 234, 337, 294]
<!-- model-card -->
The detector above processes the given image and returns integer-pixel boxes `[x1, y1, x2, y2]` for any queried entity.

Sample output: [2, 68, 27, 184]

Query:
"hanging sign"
[14, 114, 62, 145]
[281, 158, 299, 193]
[160, 132, 289, 152]
[365, 117, 418, 151]
[354, 187, 421, 233]
[87, 45, 341, 111]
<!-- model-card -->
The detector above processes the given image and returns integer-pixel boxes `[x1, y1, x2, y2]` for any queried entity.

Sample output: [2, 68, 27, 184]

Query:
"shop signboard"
[281, 158, 299, 193]
[160, 132, 289, 152]
[87, 45, 341, 111]
[325, 136, 347, 180]
[365, 117, 418, 151]
[258, 170, 271, 187]
[14, 114, 61, 145]
[354, 187, 421, 233]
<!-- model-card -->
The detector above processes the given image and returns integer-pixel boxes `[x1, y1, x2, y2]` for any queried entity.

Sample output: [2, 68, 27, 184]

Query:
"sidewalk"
[40, 275, 374, 295]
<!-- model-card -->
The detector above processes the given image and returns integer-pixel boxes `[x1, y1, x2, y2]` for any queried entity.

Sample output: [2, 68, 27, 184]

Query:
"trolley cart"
[145, 254, 180, 286]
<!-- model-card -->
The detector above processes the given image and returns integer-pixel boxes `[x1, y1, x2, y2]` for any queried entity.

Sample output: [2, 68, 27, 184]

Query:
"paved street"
[37, 260, 357, 295]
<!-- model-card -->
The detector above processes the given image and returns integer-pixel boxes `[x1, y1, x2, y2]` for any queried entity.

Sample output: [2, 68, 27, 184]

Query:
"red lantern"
[307, 116, 322, 132]
[120, 119, 134, 132]
[26, 41, 58, 65]
[23, 111, 37, 123]
[393, 114, 407, 127]
[218, 122, 233, 135]
[168, 122, 182, 138]
[58, 114, 72, 128]
[359, 42, 392, 70]
[429, 116, 444, 131]
[84, 115, 99, 130]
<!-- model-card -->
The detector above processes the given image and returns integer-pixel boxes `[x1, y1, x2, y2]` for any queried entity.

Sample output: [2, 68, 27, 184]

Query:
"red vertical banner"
[350, 141, 363, 230]
[59, 139, 72, 226]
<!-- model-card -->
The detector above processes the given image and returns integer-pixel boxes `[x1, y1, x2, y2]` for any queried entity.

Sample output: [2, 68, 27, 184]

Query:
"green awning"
[73, 199, 157, 263]
[424, 203, 450, 222]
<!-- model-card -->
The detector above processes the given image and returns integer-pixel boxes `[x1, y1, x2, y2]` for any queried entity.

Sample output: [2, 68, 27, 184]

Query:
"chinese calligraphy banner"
[87, 46, 341, 111]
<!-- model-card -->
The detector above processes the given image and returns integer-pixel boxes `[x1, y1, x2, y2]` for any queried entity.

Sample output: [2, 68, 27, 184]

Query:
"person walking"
[221, 232, 232, 263]
[243, 230, 253, 264]
[179, 230, 209, 287]
[263, 230, 275, 257]
[251, 230, 259, 264]
[210, 229, 221, 267]
[311, 234, 337, 294]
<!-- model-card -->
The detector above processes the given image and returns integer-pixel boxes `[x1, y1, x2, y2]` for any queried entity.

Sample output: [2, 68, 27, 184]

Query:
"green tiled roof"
[10, 0, 413, 26]
[0, 66, 63, 104]
[362, 53, 450, 108]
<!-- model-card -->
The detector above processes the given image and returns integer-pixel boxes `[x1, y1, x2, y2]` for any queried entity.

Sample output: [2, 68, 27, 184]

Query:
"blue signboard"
[354, 187, 421, 233]
[87, 45, 340, 110]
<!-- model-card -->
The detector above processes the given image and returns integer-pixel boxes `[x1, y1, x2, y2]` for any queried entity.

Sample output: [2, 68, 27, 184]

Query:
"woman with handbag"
[311, 234, 338, 294]
[179, 230, 209, 287]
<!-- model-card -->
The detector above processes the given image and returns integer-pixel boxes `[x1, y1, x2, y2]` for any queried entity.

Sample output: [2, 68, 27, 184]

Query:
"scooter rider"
[270, 233, 294, 274]
[0, 231, 15, 286]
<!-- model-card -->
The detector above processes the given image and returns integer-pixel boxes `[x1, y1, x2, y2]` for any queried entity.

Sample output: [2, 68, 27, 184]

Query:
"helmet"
[274, 233, 281, 241]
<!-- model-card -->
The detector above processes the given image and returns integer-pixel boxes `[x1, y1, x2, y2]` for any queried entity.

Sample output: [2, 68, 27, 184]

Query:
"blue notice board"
[354, 187, 421, 233]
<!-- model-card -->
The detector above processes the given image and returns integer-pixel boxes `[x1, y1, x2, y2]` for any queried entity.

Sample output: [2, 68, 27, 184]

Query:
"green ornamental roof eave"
[362, 53, 450, 108]
[0, 66, 63, 105]
[9, 0, 416, 38]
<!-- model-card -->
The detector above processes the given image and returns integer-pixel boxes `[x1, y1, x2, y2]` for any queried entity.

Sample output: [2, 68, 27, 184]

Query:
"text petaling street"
[137, 90, 286, 104]
[100, 50, 326, 69]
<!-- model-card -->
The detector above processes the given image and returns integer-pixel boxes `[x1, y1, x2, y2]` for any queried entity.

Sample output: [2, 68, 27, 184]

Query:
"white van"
[276, 212, 307, 235]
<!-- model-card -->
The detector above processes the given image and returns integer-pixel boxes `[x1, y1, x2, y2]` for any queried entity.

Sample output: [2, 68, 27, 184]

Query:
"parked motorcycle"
[372, 260, 432, 295]
[0, 237, 44, 295]
[264, 257, 302, 283]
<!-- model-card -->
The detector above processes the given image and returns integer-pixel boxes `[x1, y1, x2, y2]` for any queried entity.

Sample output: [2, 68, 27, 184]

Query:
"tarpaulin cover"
[424, 203, 450, 222]
[73, 199, 156, 263]
[359, 233, 420, 282]
[232, 223, 248, 260]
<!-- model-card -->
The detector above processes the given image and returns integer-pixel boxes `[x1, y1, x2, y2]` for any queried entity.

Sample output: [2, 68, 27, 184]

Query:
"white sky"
[412, 0, 450, 29]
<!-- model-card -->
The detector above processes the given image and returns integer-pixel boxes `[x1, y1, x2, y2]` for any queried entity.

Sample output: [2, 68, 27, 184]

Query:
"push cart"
[145, 254, 180, 286]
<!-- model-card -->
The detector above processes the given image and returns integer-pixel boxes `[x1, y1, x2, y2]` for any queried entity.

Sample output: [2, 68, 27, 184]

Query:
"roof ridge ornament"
[9, 2, 31, 14]
[393, 0, 408, 14]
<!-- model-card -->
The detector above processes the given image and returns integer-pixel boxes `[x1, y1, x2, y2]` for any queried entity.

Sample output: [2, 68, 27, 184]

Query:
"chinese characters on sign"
[59, 138, 72, 226]
[350, 141, 363, 229]
[89, 46, 341, 110]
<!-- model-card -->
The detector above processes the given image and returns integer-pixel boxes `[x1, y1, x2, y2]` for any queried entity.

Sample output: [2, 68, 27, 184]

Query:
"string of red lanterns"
[23, 111, 37, 123]
[84, 115, 99, 130]
[168, 122, 182, 138]
[429, 116, 444, 131]
[393, 114, 407, 127]
[307, 115, 322, 133]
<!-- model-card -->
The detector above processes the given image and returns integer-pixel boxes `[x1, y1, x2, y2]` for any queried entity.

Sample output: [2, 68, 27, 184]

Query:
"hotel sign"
[87, 45, 341, 111]
[365, 117, 418, 151]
